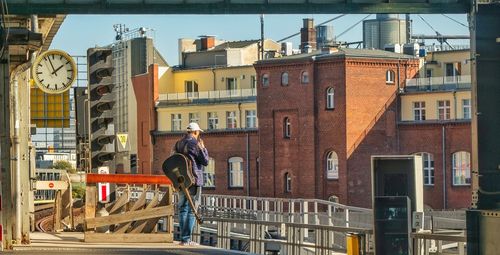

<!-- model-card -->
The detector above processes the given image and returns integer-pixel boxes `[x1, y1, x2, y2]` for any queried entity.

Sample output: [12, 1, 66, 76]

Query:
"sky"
[51, 14, 470, 66]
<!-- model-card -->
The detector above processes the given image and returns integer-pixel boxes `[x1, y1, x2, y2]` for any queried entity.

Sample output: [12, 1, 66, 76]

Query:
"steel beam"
[468, 3, 500, 254]
[5, 2, 470, 15]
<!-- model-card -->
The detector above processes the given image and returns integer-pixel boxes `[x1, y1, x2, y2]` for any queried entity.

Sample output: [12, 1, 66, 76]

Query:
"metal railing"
[404, 75, 471, 92]
[200, 194, 373, 228]
[158, 88, 257, 103]
[192, 217, 373, 255]
[412, 231, 466, 255]
[161, 193, 469, 254]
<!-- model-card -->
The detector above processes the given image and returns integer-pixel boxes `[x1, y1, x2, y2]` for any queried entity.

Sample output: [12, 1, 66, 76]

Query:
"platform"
[9, 232, 252, 254]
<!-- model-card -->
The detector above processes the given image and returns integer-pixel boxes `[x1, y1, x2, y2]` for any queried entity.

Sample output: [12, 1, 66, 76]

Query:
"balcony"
[157, 88, 257, 106]
[404, 75, 471, 93]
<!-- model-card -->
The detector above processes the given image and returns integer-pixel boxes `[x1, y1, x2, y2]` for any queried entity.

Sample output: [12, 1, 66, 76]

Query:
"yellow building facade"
[401, 91, 471, 121]
[157, 65, 258, 132]
[401, 49, 471, 122]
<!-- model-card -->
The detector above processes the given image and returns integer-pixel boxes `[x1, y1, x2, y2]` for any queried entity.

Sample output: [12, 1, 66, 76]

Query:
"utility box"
[371, 155, 423, 213]
[371, 155, 424, 255]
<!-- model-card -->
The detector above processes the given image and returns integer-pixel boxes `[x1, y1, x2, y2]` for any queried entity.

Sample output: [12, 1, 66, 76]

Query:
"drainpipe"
[211, 68, 216, 91]
[453, 91, 457, 120]
[246, 133, 250, 197]
[442, 125, 447, 209]
[237, 103, 242, 128]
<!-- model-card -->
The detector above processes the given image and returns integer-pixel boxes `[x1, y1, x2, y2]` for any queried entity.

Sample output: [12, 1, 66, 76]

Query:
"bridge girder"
[5, 1, 470, 15]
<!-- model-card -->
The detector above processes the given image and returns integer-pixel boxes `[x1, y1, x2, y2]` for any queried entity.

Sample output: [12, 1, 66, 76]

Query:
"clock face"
[32, 50, 77, 94]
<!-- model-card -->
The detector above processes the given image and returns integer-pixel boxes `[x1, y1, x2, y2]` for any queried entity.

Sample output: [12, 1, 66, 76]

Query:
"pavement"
[7, 232, 252, 255]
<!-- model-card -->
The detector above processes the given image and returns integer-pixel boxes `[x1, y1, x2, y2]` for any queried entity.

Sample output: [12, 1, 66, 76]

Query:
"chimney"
[300, 18, 316, 53]
[321, 45, 339, 54]
[200, 35, 215, 51]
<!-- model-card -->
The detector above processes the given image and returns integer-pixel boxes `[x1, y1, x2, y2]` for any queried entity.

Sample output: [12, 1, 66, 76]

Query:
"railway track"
[35, 204, 54, 232]
[34, 204, 85, 232]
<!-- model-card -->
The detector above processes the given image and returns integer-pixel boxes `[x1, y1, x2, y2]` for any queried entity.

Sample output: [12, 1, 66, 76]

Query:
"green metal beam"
[5, 2, 470, 15]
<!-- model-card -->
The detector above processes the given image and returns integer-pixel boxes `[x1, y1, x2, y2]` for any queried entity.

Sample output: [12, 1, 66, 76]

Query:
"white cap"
[186, 122, 204, 132]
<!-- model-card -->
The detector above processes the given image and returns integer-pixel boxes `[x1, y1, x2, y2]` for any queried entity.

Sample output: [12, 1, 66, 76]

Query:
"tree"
[53, 160, 76, 174]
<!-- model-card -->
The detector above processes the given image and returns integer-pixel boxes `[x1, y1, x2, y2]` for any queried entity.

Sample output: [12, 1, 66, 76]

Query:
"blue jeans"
[178, 185, 201, 243]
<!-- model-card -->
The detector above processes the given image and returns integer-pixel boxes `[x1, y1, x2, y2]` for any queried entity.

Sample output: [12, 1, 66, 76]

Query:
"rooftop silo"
[316, 25, 335, 49]
[363, 14, 407, 50]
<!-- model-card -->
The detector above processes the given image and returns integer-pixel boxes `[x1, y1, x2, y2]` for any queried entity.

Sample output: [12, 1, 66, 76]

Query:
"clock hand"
[52, 65, 64, 75]
[47, 57, 58, 77]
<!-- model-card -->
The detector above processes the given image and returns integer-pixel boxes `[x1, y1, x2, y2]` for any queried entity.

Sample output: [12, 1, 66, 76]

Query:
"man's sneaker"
[180, 241, 198, 246]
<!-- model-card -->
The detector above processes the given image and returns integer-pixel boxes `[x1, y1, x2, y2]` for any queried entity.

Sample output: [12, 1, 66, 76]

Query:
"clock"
[32, 49, 77, 94]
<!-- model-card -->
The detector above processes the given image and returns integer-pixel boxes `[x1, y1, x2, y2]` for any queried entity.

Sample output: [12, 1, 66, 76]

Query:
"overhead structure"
[4, 0, 469, 14]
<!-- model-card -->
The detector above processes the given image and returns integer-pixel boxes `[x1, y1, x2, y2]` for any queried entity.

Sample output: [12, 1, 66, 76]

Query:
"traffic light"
[88, 48, 116, 171]
[130, 154, 137, 173]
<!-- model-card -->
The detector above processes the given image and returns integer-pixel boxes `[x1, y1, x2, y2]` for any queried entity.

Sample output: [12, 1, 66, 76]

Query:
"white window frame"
[171, 114, 182, 131]
[226, 111, 237, 129]
[462, 99, 471, 119]
[262, 74, 269, 87]
[281, 72, 289, 86]
[208, 112, 219, 130]
[326, 151, 339, 179]
[185, 80, 199, 97]
[204, 158, 216, 188]
[228, 157, 244, 188]
[414, 152, 434, 185]
[386, 70, 395, 84]
[438, 100, 451, 120]
[326, 87, 335, 109]
[284, 117, 291, 138]
[250, 75, 257, 89]
[301, 71, 309, 84]
[285, 172, 292, 193]
[245, 110, 257, 128]
[226, 77, 238, 95]
[413, 101, 426, 121]
[452, 151, 471, 186]
[189, 112, 200, 124]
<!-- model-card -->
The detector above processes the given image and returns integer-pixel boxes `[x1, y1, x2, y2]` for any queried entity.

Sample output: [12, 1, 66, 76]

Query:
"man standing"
[174, 122, 209, 246]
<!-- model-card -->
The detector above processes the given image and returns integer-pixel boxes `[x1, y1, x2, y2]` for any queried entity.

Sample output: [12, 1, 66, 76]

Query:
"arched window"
[283, 117, 291, 138]
[281, 72, 289, 86]
[301, 71, 309, 84]
[452, 151, 471, 185]
[228, 157, 244, 188]
[414, 152, 434, 185]
[204, 157, 216, 188]
[326, 87, 335, 109]
[386, 70, 395, 84]
[326, 151, 339, 179]
[262, 73, 269, 87]
[284, 172, 292, 193]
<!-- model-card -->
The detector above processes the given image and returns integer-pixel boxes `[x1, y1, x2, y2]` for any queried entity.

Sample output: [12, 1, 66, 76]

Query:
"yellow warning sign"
[117, 133, 128, 149]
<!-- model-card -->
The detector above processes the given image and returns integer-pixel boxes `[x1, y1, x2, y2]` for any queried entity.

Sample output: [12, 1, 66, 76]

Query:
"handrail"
[158, 88, 257, 102]
[411, 232, 466, 242]
[347, 91, 397, 156]
[202, 193, 371, 213]
[405, 75, 471, 87]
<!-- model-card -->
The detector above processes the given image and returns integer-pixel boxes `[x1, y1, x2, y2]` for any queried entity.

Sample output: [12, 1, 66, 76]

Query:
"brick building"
[254, 47, 472, 209]
[136, 28, 472, 209]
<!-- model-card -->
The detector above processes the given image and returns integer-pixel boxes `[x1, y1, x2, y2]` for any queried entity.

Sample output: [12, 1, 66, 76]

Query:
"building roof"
[256, 48, 418, 65]
[212, 40, 260, 50]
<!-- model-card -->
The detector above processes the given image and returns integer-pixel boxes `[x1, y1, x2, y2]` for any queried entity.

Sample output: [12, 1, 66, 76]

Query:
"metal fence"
[158, 88, 257, 103]
[404, 75, 471, 92]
